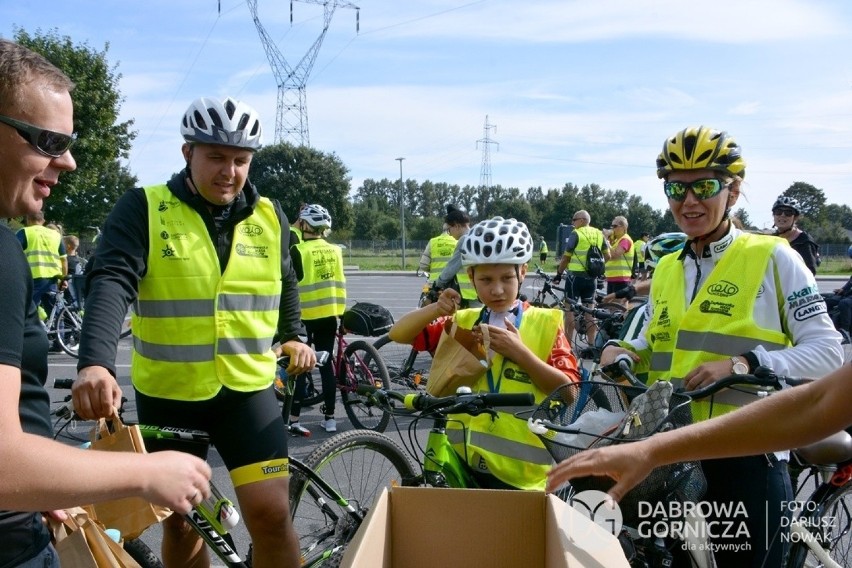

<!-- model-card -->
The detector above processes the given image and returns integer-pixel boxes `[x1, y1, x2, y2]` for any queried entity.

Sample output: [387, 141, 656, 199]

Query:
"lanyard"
[477, 302, 524, 393]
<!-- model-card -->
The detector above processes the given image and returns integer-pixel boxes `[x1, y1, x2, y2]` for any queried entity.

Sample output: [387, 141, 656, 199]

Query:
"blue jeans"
[15, 544, 60, 568]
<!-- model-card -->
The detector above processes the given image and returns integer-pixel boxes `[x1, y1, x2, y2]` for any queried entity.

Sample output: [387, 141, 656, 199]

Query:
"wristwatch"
[730, 356, 749, 375]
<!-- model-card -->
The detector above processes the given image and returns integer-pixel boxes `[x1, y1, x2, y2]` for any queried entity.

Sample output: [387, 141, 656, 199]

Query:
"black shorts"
[136, 385, 288, 485]
[564, 273, 597, 303]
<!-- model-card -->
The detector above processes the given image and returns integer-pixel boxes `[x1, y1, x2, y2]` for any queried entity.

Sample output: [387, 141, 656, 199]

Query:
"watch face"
[732, 360, 749, 374]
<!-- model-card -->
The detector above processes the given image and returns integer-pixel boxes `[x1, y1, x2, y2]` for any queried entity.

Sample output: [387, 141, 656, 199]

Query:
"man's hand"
[552, 273, 563, 285]
[73, 366, 123, 420]
[282, 340, 317, 375]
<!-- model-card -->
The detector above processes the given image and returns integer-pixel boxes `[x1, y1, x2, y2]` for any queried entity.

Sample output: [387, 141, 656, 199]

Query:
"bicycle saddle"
[794, 430, 852, 466]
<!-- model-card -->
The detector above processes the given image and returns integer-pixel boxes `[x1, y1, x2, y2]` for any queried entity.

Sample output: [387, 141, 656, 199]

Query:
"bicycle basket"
[342, 302, 394, 337]
[532, 381, 706, 524]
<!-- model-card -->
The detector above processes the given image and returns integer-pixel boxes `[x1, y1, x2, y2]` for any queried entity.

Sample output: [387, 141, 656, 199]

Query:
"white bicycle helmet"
[299, 204, 332, 231]
[461, 217, 533, 266]
[645, 232, 687, 268]
[181, 96, 263, 150]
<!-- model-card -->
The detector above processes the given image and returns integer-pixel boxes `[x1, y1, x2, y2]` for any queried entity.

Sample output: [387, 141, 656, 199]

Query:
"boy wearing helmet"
[389, 217, 580, 490]
[595, 126, 842, 567]
[288, 204, 346, 433]
[73, 96, 314, 567]
[772, 194, 820, 275]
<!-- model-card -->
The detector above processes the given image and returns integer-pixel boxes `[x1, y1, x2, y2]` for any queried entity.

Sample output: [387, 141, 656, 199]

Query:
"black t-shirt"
[0, 226, 53, 566]
[789, 230, 819, 276]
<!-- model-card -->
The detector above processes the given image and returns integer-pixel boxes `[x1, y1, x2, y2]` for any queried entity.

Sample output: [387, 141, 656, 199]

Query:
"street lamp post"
[396, 157, 406, 269]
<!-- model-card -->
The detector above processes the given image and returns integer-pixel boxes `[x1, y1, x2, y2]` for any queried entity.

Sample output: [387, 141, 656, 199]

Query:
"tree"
[15, 28, 137, 233]
[782, 182, 826, 220]
[250, 142, 353, 233]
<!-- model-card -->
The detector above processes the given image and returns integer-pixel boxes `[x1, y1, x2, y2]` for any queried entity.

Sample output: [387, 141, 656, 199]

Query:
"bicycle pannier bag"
[89, 417, 172, 539]
[50, 506, 142, 568]
[426, 320, 491, 397]
[584, 243, 606, 278]
[342, 302, 394, 337]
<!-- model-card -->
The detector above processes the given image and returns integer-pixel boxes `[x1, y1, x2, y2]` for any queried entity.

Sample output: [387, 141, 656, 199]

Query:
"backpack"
[584, 241, 606, 278]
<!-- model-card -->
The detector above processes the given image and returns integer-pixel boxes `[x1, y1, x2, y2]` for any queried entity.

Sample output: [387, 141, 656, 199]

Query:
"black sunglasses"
[0, 114, 76, 158]
[773, 209, 797, 218]
[663, 178, 730, 202]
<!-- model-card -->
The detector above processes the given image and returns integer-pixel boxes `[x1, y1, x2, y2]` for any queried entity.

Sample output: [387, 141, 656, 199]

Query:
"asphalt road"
[44, 272, 849, 564]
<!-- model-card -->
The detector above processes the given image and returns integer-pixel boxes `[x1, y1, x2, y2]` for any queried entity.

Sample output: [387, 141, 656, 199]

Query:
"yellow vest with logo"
[132, 184, 282, 401]
[428, 233, 457, 276]
[568, 226, 604, 274]
[23, 225, 63, 278]
[445, 306, 563, 490]
[295, 238, 346, 320]
[647, 233, 791, 421]
[605, 234, 634, 279]
[636, 239, 646, 263]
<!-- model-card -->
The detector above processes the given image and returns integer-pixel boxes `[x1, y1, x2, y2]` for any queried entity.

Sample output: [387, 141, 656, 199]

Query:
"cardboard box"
[340, 486, 629, 568]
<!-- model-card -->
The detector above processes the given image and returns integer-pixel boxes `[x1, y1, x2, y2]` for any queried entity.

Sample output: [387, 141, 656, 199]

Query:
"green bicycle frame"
[422, 417, 479, 489]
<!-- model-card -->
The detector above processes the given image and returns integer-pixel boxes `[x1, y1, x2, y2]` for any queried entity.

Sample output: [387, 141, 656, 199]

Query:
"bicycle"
[273, 316, 392, 432]
[529, 360, 852, 568]
[528, 266, 627, 362]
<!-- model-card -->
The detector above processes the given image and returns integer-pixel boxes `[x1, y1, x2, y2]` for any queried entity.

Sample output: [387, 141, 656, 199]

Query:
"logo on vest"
[161, 244, 177, 258]
[707, 280, 738, 297]
[157, 199, 180, 212]
[650, 331, 671, 343]
[503, 368, 531, 384]
[235, 243, 268, 258]
[657, 306, 670, 327]
[699, 300, 733, 316]
[238, 224, 264, 237]
[160, 230, 169, 240]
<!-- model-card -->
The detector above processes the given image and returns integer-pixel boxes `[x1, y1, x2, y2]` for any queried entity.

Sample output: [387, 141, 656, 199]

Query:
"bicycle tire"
[123, 537, 163, 568]
[56, 305, 83, 358]
[786, 477, 852, 568]
[289, 430, 417, 566]
[372, 334, 430, 392]
[339, 340, 392, 432]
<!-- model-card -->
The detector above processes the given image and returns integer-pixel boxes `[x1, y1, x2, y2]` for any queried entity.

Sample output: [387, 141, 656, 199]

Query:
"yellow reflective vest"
[131, 184, 282, 401]
[647, 233, 792, 421]
[445, 305, 563, 490]
[294, 238, 346, 320]
[567, 226, 605, 274]
[605, 234, 634, 279]
[427, 233, 457, 277]
[22, 225, 63, 279]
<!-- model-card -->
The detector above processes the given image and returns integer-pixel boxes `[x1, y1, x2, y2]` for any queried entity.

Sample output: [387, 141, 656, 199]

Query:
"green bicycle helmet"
[656, 126, 746, 180]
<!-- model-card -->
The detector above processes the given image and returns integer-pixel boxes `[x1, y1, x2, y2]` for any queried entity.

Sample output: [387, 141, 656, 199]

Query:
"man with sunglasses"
[597, 126, 843, 567]
[0, 39, 212, 568]
[771, 195, 820, 275]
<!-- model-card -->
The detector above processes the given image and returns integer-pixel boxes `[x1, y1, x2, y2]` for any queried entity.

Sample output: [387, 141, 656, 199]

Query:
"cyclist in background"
[633, 232, 650, 279]
[538, 235, 548, 264]
[418, 205, 470, 286]
[599, 125, 843, 567]
[288, 203, 346, 434]
[553, 210, 611, 347]
[772, 195, 820, 275]
[390, 217, 580, 490]
[604, 215, 633, 304]
[73, 96, 315, 568]
[16, 210, 67, 315]
[432, 206, 480, 308]
[0, 39, 211, 568]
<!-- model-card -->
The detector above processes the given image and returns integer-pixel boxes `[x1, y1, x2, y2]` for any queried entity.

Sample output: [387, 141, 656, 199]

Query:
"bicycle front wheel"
[56, 305, 83, 358]
[339, 340, 392, 432]
[372, 334, 431, 393]
[289, 430, 417, 566]
[787, 479, 852, 568]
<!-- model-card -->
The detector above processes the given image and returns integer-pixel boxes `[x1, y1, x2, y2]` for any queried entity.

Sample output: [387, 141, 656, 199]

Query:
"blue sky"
[4, 0, 852, 230]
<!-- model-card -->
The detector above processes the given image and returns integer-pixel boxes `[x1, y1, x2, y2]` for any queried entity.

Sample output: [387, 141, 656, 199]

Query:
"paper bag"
[89, 417, 172, 538]
[51, 507, 143, 568]
[426, 320, 491, 396]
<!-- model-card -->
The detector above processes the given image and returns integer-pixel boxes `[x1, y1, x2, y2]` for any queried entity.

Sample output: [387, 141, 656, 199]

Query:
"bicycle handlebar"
[276, 350, 330, 369]
[357, 384, 534, 415]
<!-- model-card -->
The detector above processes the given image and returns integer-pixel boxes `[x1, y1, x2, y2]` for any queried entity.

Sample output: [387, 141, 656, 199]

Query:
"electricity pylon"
[247, 0, 359, 146]
[477, 115, 499, 191]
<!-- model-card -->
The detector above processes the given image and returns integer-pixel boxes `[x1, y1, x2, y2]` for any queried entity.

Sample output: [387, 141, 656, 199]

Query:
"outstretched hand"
[547, 443, 654, 503]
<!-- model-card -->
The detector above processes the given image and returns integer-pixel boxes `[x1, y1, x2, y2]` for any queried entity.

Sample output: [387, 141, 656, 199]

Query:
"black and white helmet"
[772, 195, 801, 215]
[461, 217, 533, 266]
[299, 204, 332, 231]
[181, 97, 263, 150]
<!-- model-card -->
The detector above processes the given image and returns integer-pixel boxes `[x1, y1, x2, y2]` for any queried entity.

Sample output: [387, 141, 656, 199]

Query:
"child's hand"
[477, 319, 523, 359]
[435, 288, 461, 317]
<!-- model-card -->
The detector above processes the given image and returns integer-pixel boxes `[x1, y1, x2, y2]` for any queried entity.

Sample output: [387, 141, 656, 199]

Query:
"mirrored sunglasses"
[663, 178, 729, 202]
[0, 114, 76, 158]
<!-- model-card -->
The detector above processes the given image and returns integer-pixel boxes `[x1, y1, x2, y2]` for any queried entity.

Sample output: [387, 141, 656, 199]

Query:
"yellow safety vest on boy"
[605, 234, 634, 279]
[646, 233, 791, 421]
[428, 233, 457, 276]
[22, 225, 64, 278]
[294, 238, 346, 320]
[567, 226, 604, 274]
[131, 184, 282, 401]
[445, 306, 562, 490]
